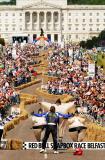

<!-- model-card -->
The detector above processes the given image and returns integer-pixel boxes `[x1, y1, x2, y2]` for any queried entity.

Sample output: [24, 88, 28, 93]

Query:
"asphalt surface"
[1, 83, 104, 160]
[0, 150, 105, 160]
[1, 48, 105, 160]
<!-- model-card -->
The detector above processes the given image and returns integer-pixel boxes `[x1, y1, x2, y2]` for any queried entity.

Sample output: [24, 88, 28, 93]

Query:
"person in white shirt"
[68, 111, 87, 142]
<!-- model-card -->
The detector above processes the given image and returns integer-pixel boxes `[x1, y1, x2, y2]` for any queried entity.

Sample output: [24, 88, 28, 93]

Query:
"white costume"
[41, 101, 75, 114]
[40, 101, 75, 139]
[32, 116, 46, 127]
[31, 116, 46, 141]
[68, 117, 85, 129]
[68, 116, 86, 142]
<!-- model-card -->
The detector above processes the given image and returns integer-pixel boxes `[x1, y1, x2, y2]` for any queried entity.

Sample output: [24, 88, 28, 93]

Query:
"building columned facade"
[0, 0, 105, 43]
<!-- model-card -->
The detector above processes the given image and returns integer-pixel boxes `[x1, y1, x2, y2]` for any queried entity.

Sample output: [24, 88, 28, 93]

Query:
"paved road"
[0, 149, 105, 160]
[1, 81, 105, 160]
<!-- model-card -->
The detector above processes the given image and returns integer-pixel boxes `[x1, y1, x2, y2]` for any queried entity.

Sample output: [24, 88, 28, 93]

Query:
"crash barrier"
[14, 79, 41, 90]
[3, 102, 26, 137]
[20, 93, 37, 104]
[3, 94, 37, 137]
[0, 139, 23, 150]
[85, 123, 105, 142]
[35, 87, 74, 102]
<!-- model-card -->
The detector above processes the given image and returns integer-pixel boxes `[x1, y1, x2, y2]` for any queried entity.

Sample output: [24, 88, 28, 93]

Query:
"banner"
[0, 139, 7, 149]
[11, 107, 20, 115]
[88, 63, 95, 77]
[23, 142, 105, 150]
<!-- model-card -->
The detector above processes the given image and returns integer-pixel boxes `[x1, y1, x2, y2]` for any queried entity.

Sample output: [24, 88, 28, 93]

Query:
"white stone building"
[0, 0, 105, 43]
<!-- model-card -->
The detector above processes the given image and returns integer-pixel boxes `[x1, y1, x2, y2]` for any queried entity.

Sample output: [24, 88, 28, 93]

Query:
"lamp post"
[94, 53, 98, 78]
[72, 48, 75, 63]
[80, 47, 83, 71]
[64, 38, 65, 48]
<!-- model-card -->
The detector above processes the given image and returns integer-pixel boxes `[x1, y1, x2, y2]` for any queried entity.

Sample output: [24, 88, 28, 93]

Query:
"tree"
[98, 30, 105, 46]
[79, 29, 105, 49]
[99, 30, 105, 40]
[92, 36, 99, 47]
[67, 0, 105, 5]
[85, 39, 94, 49]
[0, 0, 16, 5]
[0, 38, 5, 46]
[80, 41, 86, 48]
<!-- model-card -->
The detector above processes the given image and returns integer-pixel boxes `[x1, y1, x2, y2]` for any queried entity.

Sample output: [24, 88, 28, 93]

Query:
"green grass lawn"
[68, 0, 105, 5]
[91, 52, 105, 72]
[97, 53, 105, 72]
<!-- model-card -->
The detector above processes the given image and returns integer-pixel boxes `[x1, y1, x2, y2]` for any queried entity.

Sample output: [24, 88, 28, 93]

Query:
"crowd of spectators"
[0, 43, 41, 118]
[46, 44, 105, 125]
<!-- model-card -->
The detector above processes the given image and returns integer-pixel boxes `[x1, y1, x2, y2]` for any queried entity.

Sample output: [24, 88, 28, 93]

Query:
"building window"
[69, 13, 71, 16]
[54, 34, 58, 42]
[69, 19, 71, 22]
[13, 13, 15, 16]
[5, 19, 8, 23]
[12, 24, 16, 27]
[5, 24, 9, 27]
[97, 13, 99, 16]
[75, 24, 79, 26]
[97, 19, 99, 22]
[89, 24, 93, 26]
[76, 35, 78, 39]
[83, 19, 85, 22]
[0, 13, 1, 16]
[47, 34, 51, 41]
[33, 34, 37, 41]
[76, 28, 78, 30]
[5, 13, 8, 16]
[69, 27, 71, 30]
[97, 28, 99, 31]
[62, 26, 64, 30]
[90, 28, 92, 31]
[75, 19, 78, 22]
[83, 28, 85, 30]
[13, 28, 15, 31]
[83, 13, 85, 16]
[62, 18, 64, 21]
[62, 35, 64, 41]
[12, 19, 15, 23]
[20, 13, 22, 16]
[20, 19, 22, 22]
[5, 28, 8, 31]
[90, 19, 92, 22]
[69, 35, 71, 39]
[68, 24, 72, 26]
[90, 13, 92, 16]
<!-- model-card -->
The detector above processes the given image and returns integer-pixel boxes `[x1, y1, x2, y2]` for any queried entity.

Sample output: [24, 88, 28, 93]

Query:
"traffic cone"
[73, 148, 83, 155]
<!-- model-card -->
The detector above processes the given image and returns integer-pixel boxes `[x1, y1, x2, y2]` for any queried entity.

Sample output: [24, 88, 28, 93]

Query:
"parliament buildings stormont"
[0, 0, 105, 43]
